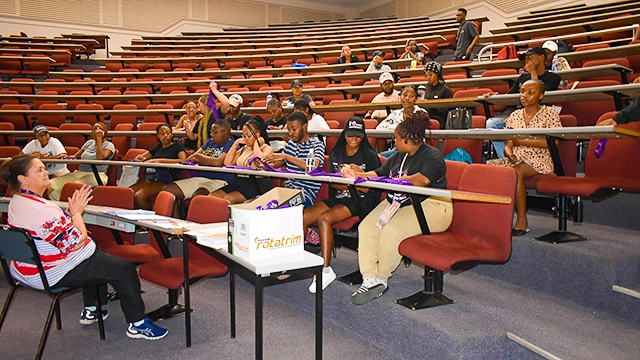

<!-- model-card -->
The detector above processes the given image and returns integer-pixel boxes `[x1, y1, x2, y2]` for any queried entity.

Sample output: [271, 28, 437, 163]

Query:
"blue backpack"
[443, 147, 473, 164]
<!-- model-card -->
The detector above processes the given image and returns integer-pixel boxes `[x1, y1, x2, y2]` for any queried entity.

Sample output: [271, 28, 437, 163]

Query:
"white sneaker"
[309, 267, 337, 293]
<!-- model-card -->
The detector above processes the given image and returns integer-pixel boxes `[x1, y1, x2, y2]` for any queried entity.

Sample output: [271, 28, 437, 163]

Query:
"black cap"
[344, 117, 365, 139]
[518, 46, 547, 61]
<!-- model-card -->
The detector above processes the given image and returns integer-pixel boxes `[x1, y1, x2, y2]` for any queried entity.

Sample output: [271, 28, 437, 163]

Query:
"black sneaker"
[79, 308, 108, 325]
[351, 283, 389, 306]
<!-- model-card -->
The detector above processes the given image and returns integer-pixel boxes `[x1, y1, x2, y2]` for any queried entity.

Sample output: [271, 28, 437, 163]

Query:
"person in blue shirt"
[265, 111, 325, 208]
[162, 120, 235, 217]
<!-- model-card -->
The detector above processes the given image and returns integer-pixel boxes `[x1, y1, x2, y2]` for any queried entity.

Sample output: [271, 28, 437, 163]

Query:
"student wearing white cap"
[21, 125, 69, 177]
[542, 40, 570, 89]
[365, 72, 401, 122]
[225, 93, 253, 131]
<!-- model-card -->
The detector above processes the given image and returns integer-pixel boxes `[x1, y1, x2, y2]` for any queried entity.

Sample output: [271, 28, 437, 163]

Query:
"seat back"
[453, 88, 493, 117]
[135, 122, 162, 150]
[34, 104, 66, 128]
[584, 112, 640, 189]
[444, 160, 469, 190]
[186, 196, 229, 263]
[0, 226, 52, 291]
[59, 122, 92, 148]
[89, 186, 135, 246]
[0, 104, 31, 130]
[73, 103, 104, 125]
[560, 80, 619, 126]
[111, 123, 133, 156]
[151, 191, 176, 253]
[0, 122, 15, 146]
[450, 164, 516, 261]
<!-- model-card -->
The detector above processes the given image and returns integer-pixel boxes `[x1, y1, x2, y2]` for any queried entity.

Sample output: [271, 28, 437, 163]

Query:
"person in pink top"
[1, 154, 167, 340]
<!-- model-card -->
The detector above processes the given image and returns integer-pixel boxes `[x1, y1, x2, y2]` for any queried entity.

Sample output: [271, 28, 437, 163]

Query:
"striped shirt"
[283, 138, 325, 207]
[8, 194, 96, 290]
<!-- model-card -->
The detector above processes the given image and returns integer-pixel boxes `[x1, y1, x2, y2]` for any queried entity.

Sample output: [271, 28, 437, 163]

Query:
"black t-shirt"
[425, 82, 453, 126]
[508, 71, 561, 94]
[265, 115, 288, 142]
[226, 112, 253, 131]
[149, 141, 186, 180]
[374, 144, 447, 205]
[329, 145, 381, 200]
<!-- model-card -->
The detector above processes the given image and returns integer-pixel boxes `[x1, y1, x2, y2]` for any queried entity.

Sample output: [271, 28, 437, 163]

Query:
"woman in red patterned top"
[1, 154, 168, 340]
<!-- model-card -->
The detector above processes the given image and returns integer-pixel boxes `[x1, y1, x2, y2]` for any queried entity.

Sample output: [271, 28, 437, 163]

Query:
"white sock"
[323, 266, 332, 273]
[85, 306, 96, 311]
[133, 319, 145, 326]
[362, 277, 377, 288]
[377, 278, 388, 288]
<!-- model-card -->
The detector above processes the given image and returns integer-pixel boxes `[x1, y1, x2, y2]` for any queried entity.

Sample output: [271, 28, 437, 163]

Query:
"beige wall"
[0, 0, 622, 54]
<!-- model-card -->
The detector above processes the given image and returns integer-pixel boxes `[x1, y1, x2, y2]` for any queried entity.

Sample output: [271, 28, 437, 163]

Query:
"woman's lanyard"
[17, 189, 40, 197]
[376, 153, 410, 229]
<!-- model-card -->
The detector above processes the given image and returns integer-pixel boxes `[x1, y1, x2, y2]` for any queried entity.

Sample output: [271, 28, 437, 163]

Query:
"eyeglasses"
[210, 130, 226, 135]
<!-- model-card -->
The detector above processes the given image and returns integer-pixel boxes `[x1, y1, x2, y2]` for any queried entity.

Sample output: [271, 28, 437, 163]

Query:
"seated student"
[364, 72, 401, 122]
[129, 123, 186, 210]
[265, 99, 288, 152]
[341, 112, 453, 305]
[2, 155, 167, 339]
[303, 117, 381, 293]
[293, 99, 330, 134]
[376, 85, 427, 156]
[366, 51, 392, 74]
[334, 45, 360, 64]
[423, 61, 453, 127]
[21, 124, 69, 177]
[172, 100, 202, 152]
[284, 80, 315, 107]
[399, 38, 425, 67]
[488, 80, 561, 236]
[162, 120, 235, 218]
[265, 112, 326, 208]
[225, 93, 253, 132]
[209, 119, 274, 204]
[485, 46, 561, 158]
[48, 122, 114, 201]
[186, 81, 230, 149]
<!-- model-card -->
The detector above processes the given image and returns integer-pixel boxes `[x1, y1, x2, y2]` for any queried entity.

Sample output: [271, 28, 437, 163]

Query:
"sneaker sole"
[126, 331, 168, 340]
[351, 285, 389, 306]
[79, 313, 108, 325]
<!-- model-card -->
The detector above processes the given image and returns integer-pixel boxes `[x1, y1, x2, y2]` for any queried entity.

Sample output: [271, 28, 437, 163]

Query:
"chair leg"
[37, 293, 64, 360]
[535, 195, 588, 244]
[337, 270, 363, 286]
[94, 286, 106, 340]
[145, 288, 190, 321]
[0, 287, 18, 330]
[395, 267, 454, 310]
[54, 300, 62, 330]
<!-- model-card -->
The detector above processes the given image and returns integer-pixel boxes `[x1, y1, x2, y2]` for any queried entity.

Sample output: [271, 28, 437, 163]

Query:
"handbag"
[445, 108, 472, 129]
[117, 165, 140, 188]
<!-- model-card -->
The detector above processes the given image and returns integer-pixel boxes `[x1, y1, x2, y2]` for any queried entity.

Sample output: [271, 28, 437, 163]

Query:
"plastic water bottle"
[551, 55, 559, 72]
[266, 92, 273, 103]
[305, 148, 315, 173]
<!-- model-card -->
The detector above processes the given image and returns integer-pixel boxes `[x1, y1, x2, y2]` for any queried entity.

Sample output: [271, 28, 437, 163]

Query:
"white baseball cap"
[542, 40, 558, 53]
[229, 94, 243, 107]
[379, 72, 394, 83]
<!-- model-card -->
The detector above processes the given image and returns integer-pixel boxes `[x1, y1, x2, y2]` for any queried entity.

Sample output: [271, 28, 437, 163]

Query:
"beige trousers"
[357, 197, 453, 281]
[48, 171, 109, 201]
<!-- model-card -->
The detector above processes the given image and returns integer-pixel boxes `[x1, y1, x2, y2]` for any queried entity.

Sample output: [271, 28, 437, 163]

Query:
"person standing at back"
[453, 8, 479, 61]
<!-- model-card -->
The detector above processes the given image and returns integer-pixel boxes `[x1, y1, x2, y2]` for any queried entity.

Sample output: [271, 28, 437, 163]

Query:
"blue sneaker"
[126, 318, 168, 340]
[79, 308, 108, 325]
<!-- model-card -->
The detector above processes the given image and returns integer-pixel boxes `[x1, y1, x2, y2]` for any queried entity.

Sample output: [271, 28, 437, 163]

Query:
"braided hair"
[396, 111, 432, 145]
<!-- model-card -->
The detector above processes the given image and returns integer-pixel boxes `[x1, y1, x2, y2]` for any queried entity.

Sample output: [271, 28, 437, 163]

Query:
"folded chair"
[396, 164, 516, 310]
[138, 193, 228, 321]
[535, 116, 640, 243]
[0, 226, 105, 360]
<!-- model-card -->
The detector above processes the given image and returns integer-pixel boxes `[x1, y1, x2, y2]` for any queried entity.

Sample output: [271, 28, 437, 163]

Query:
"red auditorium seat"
[138, 193, 229, 322]
[73, 103, 104, 125]
[441, 115, 486, 163]
[32, 90, 59, 110]
[453, 88, 494, 117]
[396, 164, 516, 310]
[144, 104, 174, 126]
[535, 114, 640, 244]
[111, 123, 134, 156]
[33, 104, 66, 127]
[560, 80, 619, 127]
[58, 123, 92, 148]
[0, 104, 31, 130]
